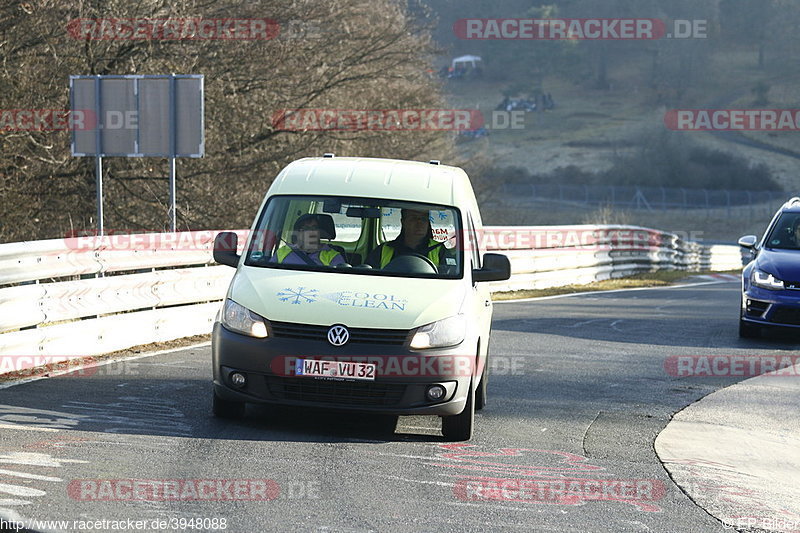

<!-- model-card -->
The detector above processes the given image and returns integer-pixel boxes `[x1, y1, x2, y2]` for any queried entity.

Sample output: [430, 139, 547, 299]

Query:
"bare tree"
[0, 0, 455, 242]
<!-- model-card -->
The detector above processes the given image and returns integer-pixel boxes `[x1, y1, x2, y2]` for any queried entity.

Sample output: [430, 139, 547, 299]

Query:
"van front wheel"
[213, 391, 246, 419]
[475, 363, 487, 411]
[442, 382, 474, 441]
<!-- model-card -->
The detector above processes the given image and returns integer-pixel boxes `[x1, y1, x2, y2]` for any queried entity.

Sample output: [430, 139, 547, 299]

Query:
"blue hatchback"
[739, 197, 800, 337]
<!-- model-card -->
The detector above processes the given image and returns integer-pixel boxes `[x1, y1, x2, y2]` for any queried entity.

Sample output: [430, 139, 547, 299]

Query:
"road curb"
[655, 363, 800, 532]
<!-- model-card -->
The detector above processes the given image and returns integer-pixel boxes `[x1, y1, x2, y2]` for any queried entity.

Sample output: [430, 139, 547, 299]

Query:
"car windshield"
[764, 213, 800, 250]
[244, 195, 462, 278]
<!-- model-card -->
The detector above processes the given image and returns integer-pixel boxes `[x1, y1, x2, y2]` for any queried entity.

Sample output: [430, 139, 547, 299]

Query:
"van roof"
[268, 157, 473, 207]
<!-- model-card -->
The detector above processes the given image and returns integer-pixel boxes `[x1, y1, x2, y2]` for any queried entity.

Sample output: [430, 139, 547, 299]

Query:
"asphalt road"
[1, 280, 797, 533]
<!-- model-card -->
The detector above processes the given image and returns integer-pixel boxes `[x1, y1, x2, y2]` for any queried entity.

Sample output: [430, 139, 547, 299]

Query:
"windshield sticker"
[277, 287, 318, 305]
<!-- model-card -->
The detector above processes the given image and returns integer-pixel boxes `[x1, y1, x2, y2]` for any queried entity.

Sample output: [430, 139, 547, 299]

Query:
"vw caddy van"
[211, 155, 510, 440]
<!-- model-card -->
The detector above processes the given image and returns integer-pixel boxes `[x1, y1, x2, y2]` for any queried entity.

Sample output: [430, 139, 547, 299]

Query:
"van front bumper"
[212, 322, 478, 416]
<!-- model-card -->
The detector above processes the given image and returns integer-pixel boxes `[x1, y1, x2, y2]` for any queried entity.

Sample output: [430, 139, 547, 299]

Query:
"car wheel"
[442, 382, 474, 441]
[739, 318, 759, 338]
[213, 390, 246, 419]
[475, 361, 488, 411]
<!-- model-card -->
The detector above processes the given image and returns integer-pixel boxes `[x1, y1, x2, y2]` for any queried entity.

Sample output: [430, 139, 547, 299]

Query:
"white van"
[211, 155, 510, 440]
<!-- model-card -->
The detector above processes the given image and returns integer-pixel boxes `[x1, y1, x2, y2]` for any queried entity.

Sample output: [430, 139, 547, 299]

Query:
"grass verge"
[492, 269, 741, 301]
[0, 334, 211, 383]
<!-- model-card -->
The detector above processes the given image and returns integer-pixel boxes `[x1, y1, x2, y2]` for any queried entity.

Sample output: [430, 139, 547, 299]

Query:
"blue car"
[739, 197, 800, 338]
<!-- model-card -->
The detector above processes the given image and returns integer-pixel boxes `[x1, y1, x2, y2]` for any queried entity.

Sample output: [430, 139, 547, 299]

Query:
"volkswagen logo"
[327, 325, 350, 346]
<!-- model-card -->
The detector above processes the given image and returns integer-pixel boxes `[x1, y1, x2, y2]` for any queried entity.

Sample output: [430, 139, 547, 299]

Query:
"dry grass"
[0, 334, 211, 383]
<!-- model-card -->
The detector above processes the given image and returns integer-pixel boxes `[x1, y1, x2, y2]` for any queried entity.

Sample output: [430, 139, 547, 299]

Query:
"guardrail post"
[726, 190, 731, 218]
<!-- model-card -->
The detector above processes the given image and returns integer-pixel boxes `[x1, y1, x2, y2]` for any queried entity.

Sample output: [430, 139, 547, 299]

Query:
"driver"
[366, 208, 454, 269]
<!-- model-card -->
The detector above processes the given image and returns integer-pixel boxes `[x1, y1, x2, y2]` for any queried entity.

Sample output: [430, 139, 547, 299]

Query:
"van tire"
[442, 382, 474, 441]
[475, 362, 488, 411]
[213, 391, 246, 419]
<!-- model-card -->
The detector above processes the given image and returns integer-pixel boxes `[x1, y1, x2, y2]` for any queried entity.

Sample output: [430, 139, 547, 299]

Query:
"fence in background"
[0, 226, 742, 358]
[500, 184, 785, 217]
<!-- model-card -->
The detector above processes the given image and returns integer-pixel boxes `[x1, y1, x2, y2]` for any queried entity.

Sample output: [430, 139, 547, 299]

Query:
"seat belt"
[279, 238, 320, 266]
[293, 247, 319, 266]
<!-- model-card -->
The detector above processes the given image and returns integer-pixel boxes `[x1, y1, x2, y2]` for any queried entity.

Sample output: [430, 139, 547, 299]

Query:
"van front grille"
[269, 321, 409, 345]
[266, 377, 405, 406]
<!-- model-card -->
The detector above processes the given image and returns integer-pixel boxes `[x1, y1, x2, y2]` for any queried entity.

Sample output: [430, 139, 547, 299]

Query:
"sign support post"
[169, 74, 177, 232]
[95, 156, 104, 236]
[169, 157, 176, 232]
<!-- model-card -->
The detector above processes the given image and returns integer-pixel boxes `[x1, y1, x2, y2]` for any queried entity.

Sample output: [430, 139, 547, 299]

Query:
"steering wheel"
[383, 253, 438, 274]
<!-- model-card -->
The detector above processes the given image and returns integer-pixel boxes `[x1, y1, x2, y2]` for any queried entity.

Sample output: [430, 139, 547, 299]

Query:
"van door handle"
[484, 300, 491, 307]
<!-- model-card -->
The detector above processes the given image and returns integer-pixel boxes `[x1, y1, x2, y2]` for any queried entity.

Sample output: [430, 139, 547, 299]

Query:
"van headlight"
[221, 299, 269, 338]
[752, 269, 785, 290]
[410, 315, 466, 349]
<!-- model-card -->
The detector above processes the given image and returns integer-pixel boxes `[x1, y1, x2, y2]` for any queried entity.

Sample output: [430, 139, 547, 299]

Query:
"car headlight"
[752, 269, 785, 290]
[221, 299, 269, 338]
[410, 315, 466, 349]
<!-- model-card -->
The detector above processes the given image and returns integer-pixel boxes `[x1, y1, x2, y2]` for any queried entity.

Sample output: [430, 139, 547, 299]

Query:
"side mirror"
[473, 253, 511, 282]
[213, 232, 240, 267]
[737, 235, 757, 249]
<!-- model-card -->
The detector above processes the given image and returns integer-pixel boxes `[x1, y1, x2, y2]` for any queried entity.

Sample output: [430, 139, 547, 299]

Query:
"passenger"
[272, 214, 345, 266]
[366, 209, 455, 270]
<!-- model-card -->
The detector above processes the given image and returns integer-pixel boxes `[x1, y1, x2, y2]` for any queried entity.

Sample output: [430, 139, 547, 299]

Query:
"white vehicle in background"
[211, 155, 510, 440]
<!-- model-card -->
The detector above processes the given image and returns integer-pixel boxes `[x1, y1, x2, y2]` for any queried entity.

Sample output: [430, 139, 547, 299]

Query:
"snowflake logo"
[277, 287, 318, 305]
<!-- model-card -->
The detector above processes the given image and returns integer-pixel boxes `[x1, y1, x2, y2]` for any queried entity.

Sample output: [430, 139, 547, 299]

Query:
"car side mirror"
[213, 232, 240, 267]
[737, 235, 757, 249]
[473, 253, 511, 282]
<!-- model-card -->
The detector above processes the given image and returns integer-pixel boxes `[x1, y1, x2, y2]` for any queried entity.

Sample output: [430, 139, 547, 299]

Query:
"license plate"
[295, 359, 376, 381]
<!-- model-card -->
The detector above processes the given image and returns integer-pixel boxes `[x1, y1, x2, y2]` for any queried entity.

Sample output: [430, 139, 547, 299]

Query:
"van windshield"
[244, 195, 463, 278]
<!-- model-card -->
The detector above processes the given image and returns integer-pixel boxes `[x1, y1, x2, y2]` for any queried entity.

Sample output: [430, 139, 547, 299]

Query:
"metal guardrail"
[483, 225, 742, 292]
[0, 226, 742, 357]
